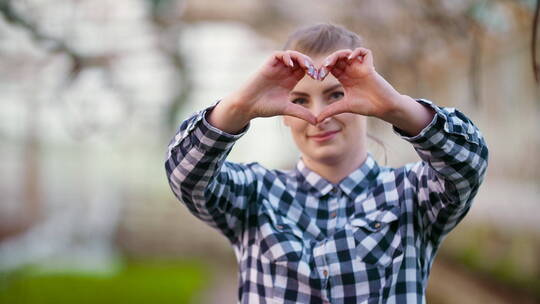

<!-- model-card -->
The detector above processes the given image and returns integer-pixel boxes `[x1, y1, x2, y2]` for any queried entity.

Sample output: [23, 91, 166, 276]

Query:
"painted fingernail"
[318, 68, 327, 79]
[310, 66, 317, 77]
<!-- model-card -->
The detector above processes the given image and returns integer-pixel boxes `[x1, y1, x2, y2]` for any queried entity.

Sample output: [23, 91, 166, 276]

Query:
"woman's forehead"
[291, 74, 342, 95]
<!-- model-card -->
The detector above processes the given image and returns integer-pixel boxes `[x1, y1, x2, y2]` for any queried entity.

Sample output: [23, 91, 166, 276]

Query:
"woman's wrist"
[379, 94, 436, 137]
[207, 92, 254, 135]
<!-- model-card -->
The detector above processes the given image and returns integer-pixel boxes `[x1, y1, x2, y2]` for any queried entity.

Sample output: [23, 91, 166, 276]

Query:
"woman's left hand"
[316, 47, 403, 123]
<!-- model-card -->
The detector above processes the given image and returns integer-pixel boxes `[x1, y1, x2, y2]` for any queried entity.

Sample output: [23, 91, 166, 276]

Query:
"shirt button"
[323, 270, 328, 276]
[330, 211, 337, 218]
[373, 222, 381, 229]
[276, 225, 284, 230]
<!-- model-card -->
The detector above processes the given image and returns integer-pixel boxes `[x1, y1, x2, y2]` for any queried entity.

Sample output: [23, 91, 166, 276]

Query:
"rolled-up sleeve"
[164, 100, 259, 245]
[393, 98, 489, 245]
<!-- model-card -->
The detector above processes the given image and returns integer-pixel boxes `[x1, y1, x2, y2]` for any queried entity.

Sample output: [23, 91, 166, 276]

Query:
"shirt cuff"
[392, 98, 482, 147]
[392, 98, 440, 142]
[193, 99, 250, 153]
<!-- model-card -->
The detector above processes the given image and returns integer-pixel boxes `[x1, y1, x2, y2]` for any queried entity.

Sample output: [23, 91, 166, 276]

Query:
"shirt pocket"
[258, 210, 305, 263]
[348, 208, 404, 268]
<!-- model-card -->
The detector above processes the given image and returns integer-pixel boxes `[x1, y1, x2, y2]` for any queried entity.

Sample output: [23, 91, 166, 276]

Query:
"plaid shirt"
[164, 98, 488, 304]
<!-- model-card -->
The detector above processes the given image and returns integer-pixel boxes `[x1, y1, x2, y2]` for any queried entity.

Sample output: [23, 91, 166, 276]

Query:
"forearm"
[165, 108, 238, 203]
[207, 92, 254, 135]
[390, 98, 489, 204]
[379, 94, 436, 137]
[165, 104, 254, 242]
[396, 99, 489, 244]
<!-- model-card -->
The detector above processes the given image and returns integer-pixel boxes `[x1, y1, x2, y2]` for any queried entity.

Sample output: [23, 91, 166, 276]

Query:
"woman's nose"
[312, 102, 331, 125]
[312, 101, 326, 117]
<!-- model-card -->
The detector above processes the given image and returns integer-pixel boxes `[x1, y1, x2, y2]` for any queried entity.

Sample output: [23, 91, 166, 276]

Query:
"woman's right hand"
[207, 51, 319, 134]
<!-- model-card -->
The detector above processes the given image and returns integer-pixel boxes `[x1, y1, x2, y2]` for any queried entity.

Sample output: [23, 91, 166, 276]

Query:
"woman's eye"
[330, 91, 344, 100]
[291, 98, 307, 105]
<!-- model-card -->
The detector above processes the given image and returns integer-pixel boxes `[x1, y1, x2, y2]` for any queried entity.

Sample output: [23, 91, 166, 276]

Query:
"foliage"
[0, 259, 209, 304]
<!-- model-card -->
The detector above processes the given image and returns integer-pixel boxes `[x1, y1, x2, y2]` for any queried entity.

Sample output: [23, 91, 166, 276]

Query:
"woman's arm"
[350, 73, 488, 245]
[317, 47, 489, 245]
[165, 50, 319, 244]
[165, 102, 257, 245]
[389, 98, 488, 245]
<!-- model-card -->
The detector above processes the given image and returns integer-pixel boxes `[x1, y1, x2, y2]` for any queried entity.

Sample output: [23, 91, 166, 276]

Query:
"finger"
[291, 66, 306, 79]
[287, 50, 318, 80]
[283, 103, 317, 125]
[316, 101, 351, 123]
[328, 65, 344, 78]
[273, 51, 295, 68]
[318, 66, 329, 81]
[326, 57, 348, 79]
[322, 49, 352, 68]
[334, 57, 348, 70]
[347, 47, 368, 61]
[283, 52, 294, 67]
[287, 50, 313, 68]
[271, 53, 281, 67]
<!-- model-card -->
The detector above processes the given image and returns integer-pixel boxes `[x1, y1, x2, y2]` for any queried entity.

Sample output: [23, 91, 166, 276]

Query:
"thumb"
[316, 100, 350, 123]
[282, 103, 317, 125]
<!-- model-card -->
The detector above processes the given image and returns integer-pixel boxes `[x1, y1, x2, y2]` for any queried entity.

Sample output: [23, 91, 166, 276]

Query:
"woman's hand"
[211, 50, 319, 134]
[241, 50, 320, 123]
[316, 47, 403, 122]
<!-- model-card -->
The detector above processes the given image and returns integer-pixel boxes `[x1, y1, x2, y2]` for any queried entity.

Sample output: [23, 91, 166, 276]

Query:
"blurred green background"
[0, 0, 539, 303]
[0, 259, 209, 304]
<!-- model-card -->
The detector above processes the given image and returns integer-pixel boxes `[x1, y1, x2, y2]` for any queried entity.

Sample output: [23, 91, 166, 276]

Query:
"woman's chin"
[307, 147, 344, 165]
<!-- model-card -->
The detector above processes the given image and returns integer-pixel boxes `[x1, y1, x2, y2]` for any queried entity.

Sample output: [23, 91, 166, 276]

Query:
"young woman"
[165, 23, 489, 304]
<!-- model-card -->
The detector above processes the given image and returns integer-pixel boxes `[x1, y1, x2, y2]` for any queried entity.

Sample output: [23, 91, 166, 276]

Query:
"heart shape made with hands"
[285, 47, 380, 124]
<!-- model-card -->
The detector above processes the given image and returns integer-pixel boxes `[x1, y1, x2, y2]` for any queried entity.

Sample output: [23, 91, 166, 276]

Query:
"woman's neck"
[302, 148, 368, 185]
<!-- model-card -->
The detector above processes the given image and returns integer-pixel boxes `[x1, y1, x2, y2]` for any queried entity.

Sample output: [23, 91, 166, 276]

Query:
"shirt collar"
[296, 152, 381, 199]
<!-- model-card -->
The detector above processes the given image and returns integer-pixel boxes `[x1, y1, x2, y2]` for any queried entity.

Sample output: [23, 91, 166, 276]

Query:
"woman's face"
[283, 55, 367, 165]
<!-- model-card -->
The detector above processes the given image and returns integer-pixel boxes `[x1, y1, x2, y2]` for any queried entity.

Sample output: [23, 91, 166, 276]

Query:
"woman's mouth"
[308, 130, 340, 143]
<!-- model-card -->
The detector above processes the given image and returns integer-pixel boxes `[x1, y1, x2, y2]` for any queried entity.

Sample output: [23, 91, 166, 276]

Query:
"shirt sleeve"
[393, 98, 489, 246]
[164, 99, 259, 245]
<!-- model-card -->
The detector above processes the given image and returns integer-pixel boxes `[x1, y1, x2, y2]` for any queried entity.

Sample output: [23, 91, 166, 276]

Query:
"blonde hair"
[282, 22, 388, 165]
[282, 23, 364, 55]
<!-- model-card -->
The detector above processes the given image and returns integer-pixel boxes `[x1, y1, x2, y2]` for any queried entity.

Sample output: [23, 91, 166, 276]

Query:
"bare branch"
[532, 0, 539, 83]
[0, 0, 113, 80]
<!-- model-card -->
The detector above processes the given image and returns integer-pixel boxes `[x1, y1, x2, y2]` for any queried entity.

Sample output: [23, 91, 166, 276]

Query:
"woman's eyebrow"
[290, 91, 309, 96]
[290, 84, 343, 96]
[323, 84, 343, 94]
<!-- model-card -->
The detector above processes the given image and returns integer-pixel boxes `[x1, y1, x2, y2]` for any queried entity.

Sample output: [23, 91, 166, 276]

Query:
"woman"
[165, 23, 489, 304]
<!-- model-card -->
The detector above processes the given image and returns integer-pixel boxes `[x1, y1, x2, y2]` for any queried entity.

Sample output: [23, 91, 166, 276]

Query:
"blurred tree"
[143, 0, 193, 131]
[532, 0, 539, 82]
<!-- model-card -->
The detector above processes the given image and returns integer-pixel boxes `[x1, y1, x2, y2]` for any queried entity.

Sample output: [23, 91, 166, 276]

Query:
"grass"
[0, 258, 210, 304]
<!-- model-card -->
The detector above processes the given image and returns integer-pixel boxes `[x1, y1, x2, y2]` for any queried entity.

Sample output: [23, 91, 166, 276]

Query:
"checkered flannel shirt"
[164, 98, 489, 304]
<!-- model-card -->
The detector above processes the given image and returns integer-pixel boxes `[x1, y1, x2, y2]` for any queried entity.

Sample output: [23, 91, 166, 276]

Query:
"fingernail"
[308, 66, 316, 78]
[289, 59, 294, 67]
[318, 68, 327, 79]
[323, 59, 331, 67]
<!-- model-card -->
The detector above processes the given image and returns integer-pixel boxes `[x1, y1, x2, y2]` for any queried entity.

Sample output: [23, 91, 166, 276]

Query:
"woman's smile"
[308, 129, 341, 143]
[283, 66, 367, 164]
